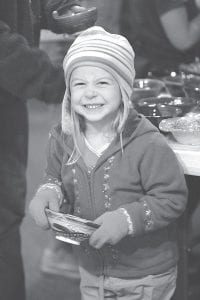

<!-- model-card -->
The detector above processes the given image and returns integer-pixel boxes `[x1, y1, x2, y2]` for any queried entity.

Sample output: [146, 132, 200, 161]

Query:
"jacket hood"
[122, 108, 159, 144]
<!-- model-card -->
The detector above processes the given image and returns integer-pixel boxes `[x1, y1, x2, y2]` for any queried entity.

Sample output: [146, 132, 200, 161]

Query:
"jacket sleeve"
[42, 125, 75, 213]
[122, 134, 188, 237]
[0, 21, 65, 103]
[42, 125, 64, 185]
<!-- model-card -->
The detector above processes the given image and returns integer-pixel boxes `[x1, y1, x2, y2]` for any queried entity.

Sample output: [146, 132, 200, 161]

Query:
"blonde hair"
[66, 85, 131, 165]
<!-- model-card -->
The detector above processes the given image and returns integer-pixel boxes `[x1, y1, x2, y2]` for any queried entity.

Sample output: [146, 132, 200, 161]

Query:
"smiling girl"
[29, 26, 188, 300]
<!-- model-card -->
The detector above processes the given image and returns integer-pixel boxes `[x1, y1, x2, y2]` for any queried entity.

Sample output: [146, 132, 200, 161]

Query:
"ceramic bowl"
[159, 114, 200, 145]
[162, 74, 185, 97]
[132, 79, 166, 103]
[183, 76, 200, 102]
[136, 96, 197, 128]
[52, 6, 97, 34]
[45, 208, 99, 245]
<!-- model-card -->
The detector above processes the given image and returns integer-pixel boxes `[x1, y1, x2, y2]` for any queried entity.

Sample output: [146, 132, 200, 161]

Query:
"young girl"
[29, 26, 188, 300]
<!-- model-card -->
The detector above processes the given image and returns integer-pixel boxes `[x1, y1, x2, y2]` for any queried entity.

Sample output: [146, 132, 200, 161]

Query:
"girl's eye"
[98, 81, 109, 85]
[73, 82, 85, 87]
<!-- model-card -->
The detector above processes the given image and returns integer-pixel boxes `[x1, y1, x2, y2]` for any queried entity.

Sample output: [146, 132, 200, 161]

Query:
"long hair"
[65, 86, 131, 165]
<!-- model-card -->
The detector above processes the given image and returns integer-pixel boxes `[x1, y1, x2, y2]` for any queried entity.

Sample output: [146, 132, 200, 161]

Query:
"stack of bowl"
[136, 96, 198, 128]
[162, 73, 185, 97]
[183, 75, 200, 102]
[132, 78, 166, 105]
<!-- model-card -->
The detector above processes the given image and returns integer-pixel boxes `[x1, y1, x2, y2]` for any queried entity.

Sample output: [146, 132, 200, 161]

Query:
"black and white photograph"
[0, 1, 200, 300]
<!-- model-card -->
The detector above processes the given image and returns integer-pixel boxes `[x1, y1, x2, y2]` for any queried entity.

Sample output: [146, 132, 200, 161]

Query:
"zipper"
[87, 168, 105, 275]
[87, 168, 96, 219]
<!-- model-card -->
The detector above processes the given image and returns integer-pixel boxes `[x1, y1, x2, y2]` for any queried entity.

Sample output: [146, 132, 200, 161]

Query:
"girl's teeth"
[85, 104, 102, 109]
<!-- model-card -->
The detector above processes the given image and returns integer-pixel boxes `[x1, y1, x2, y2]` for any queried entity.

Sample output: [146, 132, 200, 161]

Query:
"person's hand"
[89, 209, 129, 249]
[29, 186, 62, 229]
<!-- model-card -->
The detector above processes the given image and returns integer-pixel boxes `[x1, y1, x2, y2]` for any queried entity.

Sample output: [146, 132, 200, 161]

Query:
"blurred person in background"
[121, 0, 200, 77]
[0, 1, 87, 299]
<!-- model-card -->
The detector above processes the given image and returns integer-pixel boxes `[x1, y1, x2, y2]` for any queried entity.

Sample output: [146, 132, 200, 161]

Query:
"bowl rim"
[53, 6, 97, 20]
[162, 75, 184, 86]
[137, 96, 197, 106]
[133, 78, 165, 89]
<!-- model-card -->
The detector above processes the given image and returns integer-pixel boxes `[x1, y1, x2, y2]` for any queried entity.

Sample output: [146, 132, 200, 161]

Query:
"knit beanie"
[62, 26, 135, 134]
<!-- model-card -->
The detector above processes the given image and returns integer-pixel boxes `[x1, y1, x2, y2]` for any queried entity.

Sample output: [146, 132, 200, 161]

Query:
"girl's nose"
[85, 85, 97, 98]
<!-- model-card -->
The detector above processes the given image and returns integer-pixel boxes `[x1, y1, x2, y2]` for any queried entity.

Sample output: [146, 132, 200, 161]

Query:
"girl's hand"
[29, 186, 62, 229]
[89, 210, 129, 249]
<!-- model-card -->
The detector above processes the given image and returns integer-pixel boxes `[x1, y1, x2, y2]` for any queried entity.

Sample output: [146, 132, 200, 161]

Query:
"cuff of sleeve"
[43, 175, 62, 186]
[118, 207, 135, 235]
[122, 199, 154, 236]
[36, 183, 63, 205]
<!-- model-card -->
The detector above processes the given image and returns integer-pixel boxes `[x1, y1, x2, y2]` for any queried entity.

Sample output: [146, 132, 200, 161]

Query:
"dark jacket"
[43, 110, 188, 278]
[0, 0, 78, 237]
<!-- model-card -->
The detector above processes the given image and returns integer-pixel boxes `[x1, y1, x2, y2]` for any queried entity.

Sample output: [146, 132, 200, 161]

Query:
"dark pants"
[0, 229, 25, 300]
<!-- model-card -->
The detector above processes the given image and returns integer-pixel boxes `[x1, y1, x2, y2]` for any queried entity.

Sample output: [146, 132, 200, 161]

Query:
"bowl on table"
[182, 75, 200, 102]
[162, 73, 185, 97]
[136, 96, 197, 128]
[179, 59, 200, 77]
[132, 78, 166, 104]
[159, 114, 200, 146]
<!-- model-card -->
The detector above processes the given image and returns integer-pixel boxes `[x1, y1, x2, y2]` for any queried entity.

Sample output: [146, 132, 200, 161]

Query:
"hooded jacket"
[43, 109, 188, 278]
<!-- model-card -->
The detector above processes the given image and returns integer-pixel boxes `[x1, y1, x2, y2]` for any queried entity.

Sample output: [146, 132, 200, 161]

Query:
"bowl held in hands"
[52, 5, 97, 34]
[45, 208, 99, 245]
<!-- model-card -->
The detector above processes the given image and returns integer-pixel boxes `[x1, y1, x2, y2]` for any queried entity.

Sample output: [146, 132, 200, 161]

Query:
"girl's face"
[70, 65, 121, 128]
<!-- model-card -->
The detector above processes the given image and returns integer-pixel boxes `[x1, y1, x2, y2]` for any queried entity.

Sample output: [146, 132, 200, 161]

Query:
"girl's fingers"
[29, 197, 49, 228]
[89, 228, 108, 249]
[93, 214, 105, 225]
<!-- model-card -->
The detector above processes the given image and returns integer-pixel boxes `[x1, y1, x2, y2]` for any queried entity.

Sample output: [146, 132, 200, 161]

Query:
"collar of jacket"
[52, 108, 159, 159]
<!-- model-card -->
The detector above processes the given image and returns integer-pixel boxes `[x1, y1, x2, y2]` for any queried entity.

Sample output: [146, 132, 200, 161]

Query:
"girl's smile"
[83, 104, 104, 111]
[70, 65, 121, 127]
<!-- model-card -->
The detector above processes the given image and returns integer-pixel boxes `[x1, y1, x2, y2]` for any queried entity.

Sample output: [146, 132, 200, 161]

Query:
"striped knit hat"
[62, 26, 135, 134]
